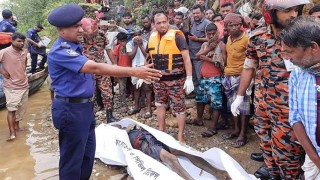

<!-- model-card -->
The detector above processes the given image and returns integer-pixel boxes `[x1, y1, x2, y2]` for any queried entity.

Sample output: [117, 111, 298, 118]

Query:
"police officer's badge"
[66, 50, 79, 56]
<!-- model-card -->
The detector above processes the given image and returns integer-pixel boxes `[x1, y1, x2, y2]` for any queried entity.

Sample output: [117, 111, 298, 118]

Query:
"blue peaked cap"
[48, 4, 84, 27]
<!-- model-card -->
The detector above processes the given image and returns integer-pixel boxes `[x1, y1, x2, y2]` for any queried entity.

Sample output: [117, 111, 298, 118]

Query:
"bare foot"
[179, 140, 186, 145]
[178, 135, 185, 144]
[6, 135, 16, 142]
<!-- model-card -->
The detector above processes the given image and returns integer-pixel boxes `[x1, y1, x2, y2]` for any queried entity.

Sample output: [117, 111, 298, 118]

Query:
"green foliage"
[124, 0, 132, 7]
[1, 0, 83, 47]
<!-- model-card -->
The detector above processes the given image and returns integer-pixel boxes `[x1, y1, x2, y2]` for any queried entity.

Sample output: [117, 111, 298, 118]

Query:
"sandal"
[144, 112, 152, 119]
[186, 119, 204, 126]
[232, 136, 248, 148]
[201, 128, 217, 137]
[128, 108, 140, 115]
[222, 132, 239, 140]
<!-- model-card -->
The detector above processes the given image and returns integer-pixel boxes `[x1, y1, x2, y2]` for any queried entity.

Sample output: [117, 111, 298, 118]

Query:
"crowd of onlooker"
[90, 0, 320, 179]
[99, 0, 268, 147]
[4, 0, 320, 179]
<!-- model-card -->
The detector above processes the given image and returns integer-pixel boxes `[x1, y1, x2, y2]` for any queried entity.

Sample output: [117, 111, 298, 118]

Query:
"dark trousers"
[30, 53, 47, 73]
[52, 99, 96, 180]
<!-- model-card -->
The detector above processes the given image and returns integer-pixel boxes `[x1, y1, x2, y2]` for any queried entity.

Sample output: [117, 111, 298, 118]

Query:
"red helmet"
[81, 18, 98, 35]
[262, 0, 311, 24]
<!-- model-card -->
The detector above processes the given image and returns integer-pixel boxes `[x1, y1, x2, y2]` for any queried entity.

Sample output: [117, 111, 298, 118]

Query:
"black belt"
[160, 73, 185, 81]
[55, 96, 93, 103]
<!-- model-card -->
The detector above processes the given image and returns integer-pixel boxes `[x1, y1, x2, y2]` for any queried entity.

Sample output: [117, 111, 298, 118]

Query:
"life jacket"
[148, 29, 185, 79]
[0, 32, 11, 45]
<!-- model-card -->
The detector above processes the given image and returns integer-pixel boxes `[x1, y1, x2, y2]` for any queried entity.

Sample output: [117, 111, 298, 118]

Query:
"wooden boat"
[0, 67, 48, 109]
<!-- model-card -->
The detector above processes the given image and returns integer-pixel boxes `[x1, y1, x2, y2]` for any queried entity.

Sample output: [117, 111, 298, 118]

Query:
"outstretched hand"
[134, 64, 162, 83]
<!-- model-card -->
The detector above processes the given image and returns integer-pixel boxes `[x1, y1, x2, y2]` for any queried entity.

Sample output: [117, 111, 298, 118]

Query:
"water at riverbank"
[0, 84, 51, 179]
[0, 84, 123, 180]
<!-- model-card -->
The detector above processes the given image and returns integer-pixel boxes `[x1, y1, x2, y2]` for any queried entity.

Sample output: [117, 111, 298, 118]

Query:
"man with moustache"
[231, 0, 310, 179]
[188, 4, 211, 99]
[221, 13, 251, 148]
[47, 4, 161, 179]
[173, 11, 190, 44]
[147, 10, 194, 143]
[281, 16, 320, 180]
[219, 2, 234, 18]
[141, 15, 152, 41]
[122, 12, 134, 40]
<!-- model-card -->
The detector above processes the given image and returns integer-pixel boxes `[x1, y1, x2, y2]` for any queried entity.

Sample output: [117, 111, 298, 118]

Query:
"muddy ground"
[0, 85, 262, 179]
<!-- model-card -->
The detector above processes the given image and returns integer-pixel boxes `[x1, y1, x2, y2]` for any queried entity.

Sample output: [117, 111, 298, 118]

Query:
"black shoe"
[106, 109, 119, 123]
[251, 152, 264, 162]
[254, 164, 281, 180]
[254, 165, 270, 179]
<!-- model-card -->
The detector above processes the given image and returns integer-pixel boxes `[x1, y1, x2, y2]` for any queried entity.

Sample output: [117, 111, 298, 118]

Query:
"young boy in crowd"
[195, 23, 226, 137]
[114, 32, 131, 112]
[126, 26, 152, 118]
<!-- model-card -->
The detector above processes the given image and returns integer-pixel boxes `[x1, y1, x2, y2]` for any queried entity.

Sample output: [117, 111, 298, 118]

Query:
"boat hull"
[0, 69, 48, 109]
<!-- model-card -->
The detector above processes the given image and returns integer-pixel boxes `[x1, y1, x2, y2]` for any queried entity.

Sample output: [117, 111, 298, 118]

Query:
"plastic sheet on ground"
[95, 118, 258, 180]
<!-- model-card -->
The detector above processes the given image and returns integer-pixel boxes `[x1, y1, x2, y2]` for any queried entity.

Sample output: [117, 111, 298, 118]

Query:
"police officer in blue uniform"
[26, 24, 47, 74]
[0, 9, 16, 50]
[0, 9, 16, 33]
[47, 4, 161, 179]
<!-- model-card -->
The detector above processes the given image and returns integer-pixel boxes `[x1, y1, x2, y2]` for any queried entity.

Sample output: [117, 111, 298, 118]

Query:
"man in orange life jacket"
[147, 10, 194, 143]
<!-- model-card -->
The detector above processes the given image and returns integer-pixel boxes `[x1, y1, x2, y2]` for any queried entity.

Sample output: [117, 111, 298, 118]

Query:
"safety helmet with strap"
[262, 0, 311, 24]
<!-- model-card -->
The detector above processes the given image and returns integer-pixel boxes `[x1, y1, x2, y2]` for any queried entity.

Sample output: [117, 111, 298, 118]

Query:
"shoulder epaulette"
[60, 42, 71, 49]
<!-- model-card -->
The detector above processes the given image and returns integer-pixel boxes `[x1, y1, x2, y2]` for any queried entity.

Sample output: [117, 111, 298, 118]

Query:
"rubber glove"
[136, 79, 144, 89]
[231, 95, 244, 116]
[183, 76, 194, 95]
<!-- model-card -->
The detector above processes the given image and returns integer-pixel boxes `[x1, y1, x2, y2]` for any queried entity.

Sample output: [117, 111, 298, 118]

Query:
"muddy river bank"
[0, 83, 262, 179]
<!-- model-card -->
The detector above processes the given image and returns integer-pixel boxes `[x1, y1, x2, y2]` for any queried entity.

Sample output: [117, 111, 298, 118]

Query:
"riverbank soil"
[0, 83, 262, 179]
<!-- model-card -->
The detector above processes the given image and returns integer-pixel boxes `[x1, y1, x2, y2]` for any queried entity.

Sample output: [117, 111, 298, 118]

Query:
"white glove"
[136, 79, 144, 89]
[183, 76, 194, 95]
[231, 95, 244, 116]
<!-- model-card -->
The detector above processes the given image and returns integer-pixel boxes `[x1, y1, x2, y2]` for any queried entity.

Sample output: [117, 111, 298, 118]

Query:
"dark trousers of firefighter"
[95, 75, 113, 110]
[253, 90, 303, 179]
